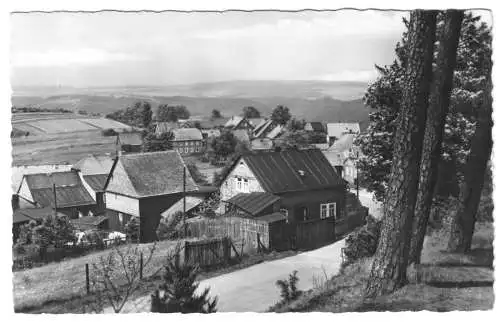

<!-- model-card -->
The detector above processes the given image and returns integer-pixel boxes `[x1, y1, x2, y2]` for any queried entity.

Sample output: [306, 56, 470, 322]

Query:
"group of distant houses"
[12, 114, 365, 251]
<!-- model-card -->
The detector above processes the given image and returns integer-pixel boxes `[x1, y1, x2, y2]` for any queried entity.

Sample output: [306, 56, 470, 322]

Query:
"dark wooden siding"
[139, 193, 183, 242]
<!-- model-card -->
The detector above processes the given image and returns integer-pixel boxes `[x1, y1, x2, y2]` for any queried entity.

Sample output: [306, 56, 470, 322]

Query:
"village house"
[72, 154, 114, 214]
[15, 171, 97, 219]
[304, 122, 325, 133]
[103, 150, 198, 242]
[326, 122, 360, 145]
[251, 137, 274, 151]
[155, 121, 179, 136]
[323, 134, 359, 185]
[116, 132, 143, 154]
[224, 116, 254, 131]
[218, 149, 347, 249]
[171, 128, 205, 155]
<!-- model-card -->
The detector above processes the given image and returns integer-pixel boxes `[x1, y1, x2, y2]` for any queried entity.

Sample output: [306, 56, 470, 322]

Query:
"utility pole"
[183, 166, 187, 237]
[52, 182, 58, 217]
[355, 151, 360, 199]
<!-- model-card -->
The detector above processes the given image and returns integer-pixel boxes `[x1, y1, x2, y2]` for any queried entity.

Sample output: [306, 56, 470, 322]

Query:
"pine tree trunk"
[447, 54, 492, 253]
[408, 10, 464, 265]
[364, 10, 437, 298]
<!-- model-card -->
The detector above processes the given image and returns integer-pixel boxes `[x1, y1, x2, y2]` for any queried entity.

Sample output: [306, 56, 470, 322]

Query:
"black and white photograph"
[5, 2, 496, 315]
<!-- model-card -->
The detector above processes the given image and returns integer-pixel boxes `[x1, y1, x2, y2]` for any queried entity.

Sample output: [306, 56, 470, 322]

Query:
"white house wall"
[17, 177, 34, 203]
[77, 171, 97, 201]
[105, 192, 140, 217]
[220, 158, 265, 201]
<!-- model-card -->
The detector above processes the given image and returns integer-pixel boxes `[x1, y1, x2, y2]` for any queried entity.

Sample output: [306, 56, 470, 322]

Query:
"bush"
[125, 217, 140, 242]
[343, 216, 381, 265]
[102, 128, 118, 136]
[150, 254, 217, 313]
[275, 270, 301, 303]
[156, 211, 185, 240]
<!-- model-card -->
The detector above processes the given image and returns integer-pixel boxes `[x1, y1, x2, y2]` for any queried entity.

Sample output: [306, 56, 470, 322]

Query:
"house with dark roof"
[224, 116, 253, 131]
[323, 134, 360, 185]
[116, 132, 143, 154]
[172, 128, 205, 155]
[305, 122, 325, 133]
[16, 171, 97, 219]
[219, 149, 347, 246]
[218, 149, 349, 249]
[103, 150, 199, 242]
[72, 155, 114, 214]
[155, 122, 179, 136]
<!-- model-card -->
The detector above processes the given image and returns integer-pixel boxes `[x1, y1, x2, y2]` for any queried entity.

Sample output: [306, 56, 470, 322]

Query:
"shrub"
[125, 217, 140, 242]
[275, 270, 301, 303]
[102, 128, 118, 136]
[343, 216, 381, 265]
[150, 254, 217, 313]
[156, 211, 185, 240]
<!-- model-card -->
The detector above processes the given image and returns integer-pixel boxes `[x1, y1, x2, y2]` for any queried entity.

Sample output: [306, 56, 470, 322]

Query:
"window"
[320, 203, 337, 219]
[195, 146, 200, 152]
[184, 147, 189, 153]
[243, 179, 249, 192]
[280, 208, 289, 223]
[301, 207, 309, 221]
[237, 178, 242, 190]
[190, 147, 194, 153]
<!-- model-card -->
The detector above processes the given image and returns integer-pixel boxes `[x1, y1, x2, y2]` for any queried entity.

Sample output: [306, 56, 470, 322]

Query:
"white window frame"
[237, 178, 242, 190]
[320, 203, 337, 219]
[280, 208, 289, 223]
[243, 178, 249, 192]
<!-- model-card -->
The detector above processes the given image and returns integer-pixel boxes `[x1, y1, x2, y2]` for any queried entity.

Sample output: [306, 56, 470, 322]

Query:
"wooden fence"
[186, 216, 271, 255]
[184, 237, 231, 268]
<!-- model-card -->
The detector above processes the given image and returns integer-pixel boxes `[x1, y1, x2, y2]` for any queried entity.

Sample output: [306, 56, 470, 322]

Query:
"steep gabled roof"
[253, 119, 274, 138]
[224, 116, 245, 128]
[233, 149, 344, 194]
[233, 129, 250, 143]
[172, 128, 203, 141]
[72, 154, 114, 175]
[105, 151, 199, 198]
[70, 216, 108, 231]
[327, 123, 360, 139]
[327, 133, 356, 153]
[21, 171, 95, 208]
[83, 174, 109, 192]
[266, 124, 284, 139]
[160, 196, 205, 219]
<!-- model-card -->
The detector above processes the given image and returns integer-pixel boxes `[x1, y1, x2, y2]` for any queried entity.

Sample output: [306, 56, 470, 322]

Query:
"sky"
[9, 10, 492, 88]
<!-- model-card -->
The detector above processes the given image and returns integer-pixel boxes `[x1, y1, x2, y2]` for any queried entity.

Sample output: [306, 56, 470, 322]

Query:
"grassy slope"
[271, 222, 494, 312]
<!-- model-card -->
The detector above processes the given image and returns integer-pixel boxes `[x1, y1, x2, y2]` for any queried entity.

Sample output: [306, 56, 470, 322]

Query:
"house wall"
[220, 159, 265, 201]
[278, 187, 346, 225]
[173, 140, 204, 155]
[105, 192, 140, 217]
[139, 193, 183, 242]
[17, 178, 34, 204]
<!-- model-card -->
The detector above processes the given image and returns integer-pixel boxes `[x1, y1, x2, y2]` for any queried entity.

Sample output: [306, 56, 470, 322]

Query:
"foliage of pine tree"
[355, 12, 490, 202]
[150, 256, 217, 313]
[211, 109, 222, 119]
[125, 217, 140, 242]
[142, 131, 174, 152]
[275, 270, 301, 303]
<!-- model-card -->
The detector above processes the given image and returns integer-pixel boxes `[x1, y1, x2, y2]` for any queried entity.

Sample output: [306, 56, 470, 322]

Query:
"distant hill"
[11, 80, 372, 130]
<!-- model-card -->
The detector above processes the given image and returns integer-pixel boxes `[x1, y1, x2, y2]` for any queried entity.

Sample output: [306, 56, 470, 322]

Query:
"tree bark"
[408, 10, 464, 265]
[364, 10, 437, 298]
[447, 53, 492, 252]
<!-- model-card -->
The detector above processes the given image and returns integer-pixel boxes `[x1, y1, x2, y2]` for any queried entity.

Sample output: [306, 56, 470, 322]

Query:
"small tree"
[125, 217, 140, 243]
[142, 131, 174, 152]
[242, 106, 260, 118]
[210, 131, 237, 159]
[150, 255, 217, 313]
[271, 105, 291, 126]
[156, 211, 185, 241]
[157, 105, 191, 122]
[186, 162, 208, 185]
[88, 243, 158, 313]
[211, 109, 222, 119]
[275, 270, 301, 303]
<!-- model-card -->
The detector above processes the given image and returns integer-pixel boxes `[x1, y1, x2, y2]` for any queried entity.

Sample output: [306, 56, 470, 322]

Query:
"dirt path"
[109, 238, 346, 313]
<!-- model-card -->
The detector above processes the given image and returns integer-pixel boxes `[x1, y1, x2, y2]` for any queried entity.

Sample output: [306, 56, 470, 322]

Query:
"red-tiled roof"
[241, 149, 344, 193]
[226, 192, 280, 215]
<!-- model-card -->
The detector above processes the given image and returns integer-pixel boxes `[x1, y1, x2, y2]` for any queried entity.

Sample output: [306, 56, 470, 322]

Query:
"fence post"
[85, 263, 90, 295]
[140, 252, 144, 279]
[257, 233, 260, 253]
[184, 241, 190, 265]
